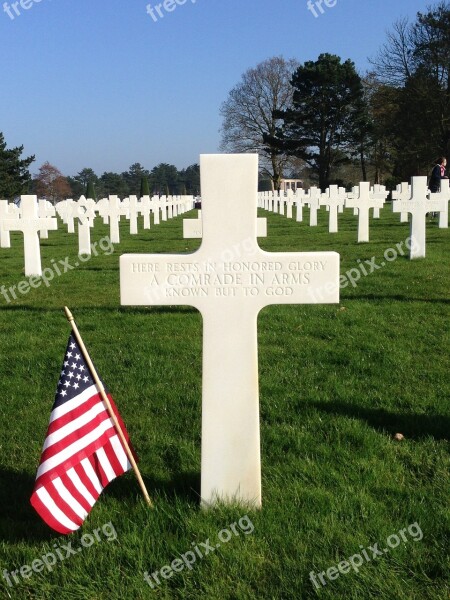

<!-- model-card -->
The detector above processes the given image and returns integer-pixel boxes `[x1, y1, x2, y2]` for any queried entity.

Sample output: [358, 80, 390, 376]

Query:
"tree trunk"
[360, 147, 367, 181]
[271, 154, 282, 192]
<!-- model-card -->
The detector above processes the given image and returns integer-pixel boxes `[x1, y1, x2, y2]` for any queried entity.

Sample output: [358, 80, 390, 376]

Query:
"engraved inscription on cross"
[120, 155, 340, 508]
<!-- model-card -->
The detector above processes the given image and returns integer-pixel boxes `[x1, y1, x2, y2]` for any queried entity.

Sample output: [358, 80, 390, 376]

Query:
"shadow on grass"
[310, 400, 450, 441]
[348, 294, 450, 304]
[0, 469, 200, 543]
[106, 470, 201, 505]
[0, 306, 200, 315]
[0, 469, 54, 543]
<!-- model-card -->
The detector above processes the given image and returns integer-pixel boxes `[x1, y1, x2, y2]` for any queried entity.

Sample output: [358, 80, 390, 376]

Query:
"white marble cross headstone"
[286, 190, 294, 219]
[0, 200, 16, 248]
[152, 196, 161, 225]
[56, 199, 76, 233]
[4, 195, 57, 276]
[167, 196, 174, 219]
[320, 185, 346, 233]
[140, 195, 152, 229]
[430, 179, 450, 229]
[120, 155, 340, 507]
[159, 196, 168, 221]
[96, 198, 110, 226]
[294, 189, 305, 222]
[127, 196, 140, 235]
[306, 187, 321, 227]
[76, 196, 96, 256]
[272, 192, 279, 214]
[100, 195, 128, 244]
[392, 182, 410, 223]
[345, 182, 385, 242]
[278, 192, 285, 216]
[392, 176, 447, 259]
[371, 184, 388, 219]
[38, 200, 56, 240]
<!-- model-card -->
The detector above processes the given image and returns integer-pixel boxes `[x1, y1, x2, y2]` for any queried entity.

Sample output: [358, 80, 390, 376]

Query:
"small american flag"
[31, 335, 134, 534]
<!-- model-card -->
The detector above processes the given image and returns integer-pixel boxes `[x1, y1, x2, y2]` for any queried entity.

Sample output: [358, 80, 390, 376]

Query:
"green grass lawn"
[0, 206, 449, 599]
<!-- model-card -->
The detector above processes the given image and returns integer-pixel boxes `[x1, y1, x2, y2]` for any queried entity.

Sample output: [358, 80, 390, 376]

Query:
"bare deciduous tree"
[219, 56, 299, 190]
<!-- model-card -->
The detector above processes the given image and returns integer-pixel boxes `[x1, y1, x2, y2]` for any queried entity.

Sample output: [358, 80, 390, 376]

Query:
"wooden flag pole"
[64, 306, 153, 508]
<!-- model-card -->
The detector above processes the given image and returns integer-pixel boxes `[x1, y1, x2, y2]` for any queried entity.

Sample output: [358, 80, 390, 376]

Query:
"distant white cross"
[140, 195, 152, 229]
[75, 197, 96, 256]
[345, 182, 385, 242]
[430, 179, 450, 229]
[392, 182, 410, 223]
[99, 196, 128, 244]
[320, 185, 346, 233]
[0, 200, 17, 249]
[3, 195, 57, 276]
[127, 196, 140, 235]
[392, 176, 447, 259]
[38, 200, 56, 240]
[306, 187, 321, 227]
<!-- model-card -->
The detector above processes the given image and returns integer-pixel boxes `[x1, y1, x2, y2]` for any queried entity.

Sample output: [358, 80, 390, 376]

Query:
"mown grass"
[0, 205, 448, 599]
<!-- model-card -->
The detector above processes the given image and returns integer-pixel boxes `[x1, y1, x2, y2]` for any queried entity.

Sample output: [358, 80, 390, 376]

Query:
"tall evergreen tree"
[140, 176, 150, 197]
[0, 132, 35, 200]
[149, 163, 179, 195]
[98, 172, 130, 198]
[178, 164, 200, 195]
[85, 180, 97, 200]
[123, 163, 150, 195]
[267, 54, 366, 189]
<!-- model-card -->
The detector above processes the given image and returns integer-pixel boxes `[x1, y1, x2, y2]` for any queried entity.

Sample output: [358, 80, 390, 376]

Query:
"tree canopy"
[220, 56, 299, 190]
[371, 1, 450, 178]
[0, 132, 35, 200]
[267, 54, 365, 189]
[33, 162, 72, 204]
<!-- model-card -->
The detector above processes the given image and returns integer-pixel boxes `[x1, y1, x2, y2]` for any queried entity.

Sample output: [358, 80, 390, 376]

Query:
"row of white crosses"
[2, 176, 449, 279]
[392, 179, 450, 230]
[259, 184, 388, 236]
[0, 194, 195, 276]
[259, 187, 323, 226]
[259, 178, 450, 253]
[55, 194, 194, 254]
[56, 194, 195, 245]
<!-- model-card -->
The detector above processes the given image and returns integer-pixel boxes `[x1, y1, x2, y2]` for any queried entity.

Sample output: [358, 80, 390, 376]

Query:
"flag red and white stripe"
[31, 335, 135, 534]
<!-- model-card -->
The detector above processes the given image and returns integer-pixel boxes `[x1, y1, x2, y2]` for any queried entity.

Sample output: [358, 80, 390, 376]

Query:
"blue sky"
[0, 0, 431, 177]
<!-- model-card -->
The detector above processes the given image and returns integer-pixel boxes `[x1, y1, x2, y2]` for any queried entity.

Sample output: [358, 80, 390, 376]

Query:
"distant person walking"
[429, 157, 448, 193]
